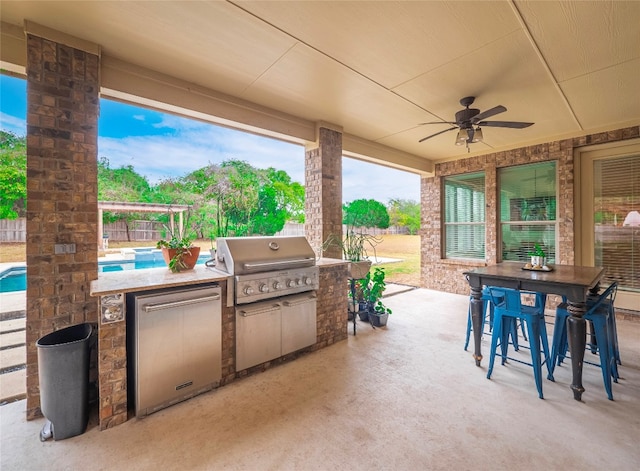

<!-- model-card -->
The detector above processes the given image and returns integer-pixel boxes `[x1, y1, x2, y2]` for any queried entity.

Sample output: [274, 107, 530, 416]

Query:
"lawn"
[0, 235, 421, 286]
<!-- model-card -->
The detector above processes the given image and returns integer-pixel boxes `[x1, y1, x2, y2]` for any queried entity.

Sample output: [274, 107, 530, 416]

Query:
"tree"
[98, 157, 155, 240]
[0, 131, 26, 219]
[343, 198, 390, 230]
[184, 160, 303, 238]
[387, 198, 420, 235]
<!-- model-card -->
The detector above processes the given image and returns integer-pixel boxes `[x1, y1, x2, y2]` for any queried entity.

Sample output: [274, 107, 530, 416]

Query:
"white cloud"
[0, 112, 26, 136]
[2, 110, 420, 203]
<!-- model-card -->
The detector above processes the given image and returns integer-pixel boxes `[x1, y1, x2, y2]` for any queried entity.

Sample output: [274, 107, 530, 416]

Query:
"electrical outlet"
[54, 243, 77, 254]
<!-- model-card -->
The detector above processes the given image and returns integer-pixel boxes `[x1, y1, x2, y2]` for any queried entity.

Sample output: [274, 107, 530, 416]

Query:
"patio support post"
[24, 27, 100, 421]
[305, 123, 343, 259]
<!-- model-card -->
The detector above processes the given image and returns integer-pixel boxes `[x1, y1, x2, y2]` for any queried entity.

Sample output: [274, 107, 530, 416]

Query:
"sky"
[0, 74, 419, 203]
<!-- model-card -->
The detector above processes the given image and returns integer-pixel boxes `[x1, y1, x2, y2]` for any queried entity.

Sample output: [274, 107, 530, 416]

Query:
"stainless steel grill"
[214, 236, 319, 370]
[216, 236, 319, 304]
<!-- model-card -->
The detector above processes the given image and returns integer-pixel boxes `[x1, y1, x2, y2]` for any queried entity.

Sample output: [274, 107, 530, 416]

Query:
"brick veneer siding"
[305, 127, 343, 259]
[420, 126, 640, 296]
[97, 321, 127, 429]
[25, 34, 100, 420]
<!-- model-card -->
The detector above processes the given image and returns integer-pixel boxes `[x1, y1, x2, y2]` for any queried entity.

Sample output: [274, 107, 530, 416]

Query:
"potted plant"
[322, 230, 381, 280]
[360, 267, 392, 326]
[156, 210, 201, 273]
[527, 243, 547, 269]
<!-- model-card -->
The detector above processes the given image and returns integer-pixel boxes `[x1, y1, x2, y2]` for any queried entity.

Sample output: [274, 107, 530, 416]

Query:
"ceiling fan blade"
[472, 105, 506, 123]
[478, 120, 534, 129]
[418, 121, 457, 126]
[418, 126, 457, 142]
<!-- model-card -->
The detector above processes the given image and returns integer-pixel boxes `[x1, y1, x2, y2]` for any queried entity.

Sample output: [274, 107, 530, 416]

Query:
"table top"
[464, 263, 606, 302]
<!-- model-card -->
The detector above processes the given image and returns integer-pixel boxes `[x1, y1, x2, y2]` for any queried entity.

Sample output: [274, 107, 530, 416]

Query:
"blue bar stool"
[555, 289, 621, 370]
[549, 282, 619, 400]
[486, 287, 551, 399]
[464, 287, 496, 351]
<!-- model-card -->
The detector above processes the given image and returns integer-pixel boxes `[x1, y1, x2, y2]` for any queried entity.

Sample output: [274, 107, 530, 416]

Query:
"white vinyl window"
[499, 162, 557, 263]
[444, 172, 485, 259]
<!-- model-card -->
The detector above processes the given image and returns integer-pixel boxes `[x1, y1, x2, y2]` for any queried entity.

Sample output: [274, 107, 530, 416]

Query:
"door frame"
[575, 138, 640, 311]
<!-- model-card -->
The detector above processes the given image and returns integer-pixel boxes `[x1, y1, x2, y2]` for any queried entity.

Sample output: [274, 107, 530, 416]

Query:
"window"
[499, 162, 557, 263]
[444, 172, 485, 259]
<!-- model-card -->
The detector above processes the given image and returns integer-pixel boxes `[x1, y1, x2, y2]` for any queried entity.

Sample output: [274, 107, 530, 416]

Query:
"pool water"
[0, 253, 211, 293]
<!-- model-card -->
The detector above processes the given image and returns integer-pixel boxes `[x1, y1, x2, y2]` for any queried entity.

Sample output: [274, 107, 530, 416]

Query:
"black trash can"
[36, 323, 93, 441]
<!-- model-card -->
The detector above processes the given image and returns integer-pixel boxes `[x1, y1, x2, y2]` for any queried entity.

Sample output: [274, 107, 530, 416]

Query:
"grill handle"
[242, 258, 315, 271]
[143, 294, 221, 312]
[239, 304, 281, 317]
[283, 293, 317, 307]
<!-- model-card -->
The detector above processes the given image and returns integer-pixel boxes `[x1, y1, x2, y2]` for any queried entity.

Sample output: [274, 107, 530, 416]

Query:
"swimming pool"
[0, 251, 211, 293]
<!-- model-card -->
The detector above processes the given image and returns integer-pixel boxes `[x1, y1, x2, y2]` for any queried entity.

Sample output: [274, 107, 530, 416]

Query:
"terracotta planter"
[161, 246, 201, 272]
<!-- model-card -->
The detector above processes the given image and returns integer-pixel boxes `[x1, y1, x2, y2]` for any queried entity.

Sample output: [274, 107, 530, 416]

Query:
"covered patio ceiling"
[1, 1, 639, 174]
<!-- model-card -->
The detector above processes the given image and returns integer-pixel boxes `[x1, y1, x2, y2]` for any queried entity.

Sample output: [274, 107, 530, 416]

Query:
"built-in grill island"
[90, 236, 349, 429]
[215, 236, 319, 370]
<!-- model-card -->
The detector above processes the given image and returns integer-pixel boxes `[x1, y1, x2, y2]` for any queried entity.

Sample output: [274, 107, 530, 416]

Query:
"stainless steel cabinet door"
[281, 292, 317, 355]
[235, 300, 282, 371]
[134, 285, 221, 416]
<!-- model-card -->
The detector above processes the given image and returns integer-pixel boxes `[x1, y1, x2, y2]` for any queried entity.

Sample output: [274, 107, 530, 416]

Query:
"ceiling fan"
[418, 96, 534, 149]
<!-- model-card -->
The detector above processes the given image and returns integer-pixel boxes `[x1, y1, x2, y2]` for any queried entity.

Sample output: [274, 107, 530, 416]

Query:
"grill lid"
[215, 236, 316, 275]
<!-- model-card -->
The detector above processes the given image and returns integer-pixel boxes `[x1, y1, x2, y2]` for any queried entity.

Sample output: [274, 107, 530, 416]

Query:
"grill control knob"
[259, 283, 269, 293]
[294, 279, 301, 286]
[286, 279, 295, 288]
[273, 281, 282, 290]
[303, 276, 313, 286]
[243, 286, 255, 295]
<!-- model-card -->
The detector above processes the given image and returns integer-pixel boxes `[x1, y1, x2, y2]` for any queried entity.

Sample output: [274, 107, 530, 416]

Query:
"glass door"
[578, 141, 640, 311]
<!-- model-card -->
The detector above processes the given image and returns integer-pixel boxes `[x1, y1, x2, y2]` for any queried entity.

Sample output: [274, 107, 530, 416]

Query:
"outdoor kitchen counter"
[90, 265, 231, 297]
[89, 257, 349, 431]
[315, 257, 349, 267]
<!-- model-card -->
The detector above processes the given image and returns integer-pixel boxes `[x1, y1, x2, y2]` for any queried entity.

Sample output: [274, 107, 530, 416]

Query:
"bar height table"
[464, 263, 606, 401]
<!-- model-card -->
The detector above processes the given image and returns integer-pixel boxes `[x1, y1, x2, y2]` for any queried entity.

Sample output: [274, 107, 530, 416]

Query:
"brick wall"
[25, 34, 100, 420]
[305, 127, 343, 259]
[420, 126, 640, 296]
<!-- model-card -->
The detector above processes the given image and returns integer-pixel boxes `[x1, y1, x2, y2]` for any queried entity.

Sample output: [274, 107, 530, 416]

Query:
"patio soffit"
[1, 1, 639, 173]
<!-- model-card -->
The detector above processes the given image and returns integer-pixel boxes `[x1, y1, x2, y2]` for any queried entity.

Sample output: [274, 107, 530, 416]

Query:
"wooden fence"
[0, 219, 409, 242]
[0, 218, 26, 242]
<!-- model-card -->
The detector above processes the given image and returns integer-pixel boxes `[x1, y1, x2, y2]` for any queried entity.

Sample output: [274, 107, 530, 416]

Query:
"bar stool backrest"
[586, 282, 618, 315]
[487, 287, 520, 312]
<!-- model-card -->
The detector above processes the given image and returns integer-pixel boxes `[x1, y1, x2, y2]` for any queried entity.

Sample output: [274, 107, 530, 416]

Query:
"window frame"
[498, 161, 558, 264]
[442, 171, 486, 261]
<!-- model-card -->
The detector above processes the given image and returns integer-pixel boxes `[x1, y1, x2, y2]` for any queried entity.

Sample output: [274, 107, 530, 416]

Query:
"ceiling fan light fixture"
[455, 128, 469, 145]
[472, 127, 483, 143]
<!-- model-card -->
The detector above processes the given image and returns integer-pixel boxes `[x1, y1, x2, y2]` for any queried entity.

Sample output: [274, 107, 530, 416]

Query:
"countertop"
[90, 265, 231, 296]
[90, 258, 348, 297]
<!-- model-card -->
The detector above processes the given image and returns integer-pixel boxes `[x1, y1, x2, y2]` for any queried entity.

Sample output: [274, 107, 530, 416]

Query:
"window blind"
[594, 155, 640, 292]
[444, 173, 485, 259]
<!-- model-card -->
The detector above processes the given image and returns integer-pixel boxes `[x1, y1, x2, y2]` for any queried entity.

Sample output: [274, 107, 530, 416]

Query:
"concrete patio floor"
[1, 288, 639, 470]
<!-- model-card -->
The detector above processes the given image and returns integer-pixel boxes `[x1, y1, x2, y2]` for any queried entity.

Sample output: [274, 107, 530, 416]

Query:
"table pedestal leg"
[470, 286, 483, 366]
[566, 301, 587, 401]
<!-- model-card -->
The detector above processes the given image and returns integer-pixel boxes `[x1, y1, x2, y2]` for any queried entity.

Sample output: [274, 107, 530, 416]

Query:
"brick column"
[25, 34, 100, 420]
[305, 125, 343, 258]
